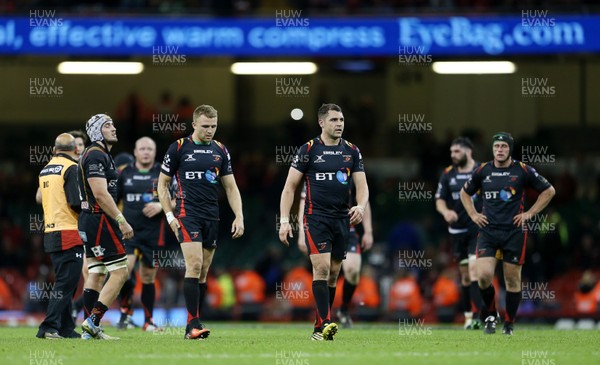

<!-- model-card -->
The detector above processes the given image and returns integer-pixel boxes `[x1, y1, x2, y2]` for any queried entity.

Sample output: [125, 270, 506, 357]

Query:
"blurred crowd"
[0, 87, 599, 322]
[2, 0, 599, 15]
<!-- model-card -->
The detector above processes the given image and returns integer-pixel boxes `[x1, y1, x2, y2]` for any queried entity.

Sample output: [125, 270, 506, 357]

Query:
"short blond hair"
[193, 105, 218, 121]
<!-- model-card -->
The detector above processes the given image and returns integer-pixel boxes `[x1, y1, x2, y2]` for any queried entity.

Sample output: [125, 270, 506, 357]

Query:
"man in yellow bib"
[36, 133, 84, 339]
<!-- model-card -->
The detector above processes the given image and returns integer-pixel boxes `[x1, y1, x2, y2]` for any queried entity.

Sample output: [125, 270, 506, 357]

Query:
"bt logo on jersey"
[315, 172, 335, 181]
[126, 193, 154, 203]
[484, 188, 515, 201]
[184, 169, 219, 183]
[316, 168, 350, 184]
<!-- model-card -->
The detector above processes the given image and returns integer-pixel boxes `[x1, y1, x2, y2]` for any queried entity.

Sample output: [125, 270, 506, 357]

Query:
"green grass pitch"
[4, 323, 600, 365]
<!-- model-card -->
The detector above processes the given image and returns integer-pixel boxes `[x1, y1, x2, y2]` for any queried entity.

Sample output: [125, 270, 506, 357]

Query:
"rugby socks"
[118, 277, 134, 315]
[90, 301, 108, 326]
[183, 278, 199, 325]
[328, 286, 337, 311]
[312, 280, 330, 327]
[470, 281, 483, 317]
[341, 279, 357, 313]
[141, 283, 155, 324]
[198, 282, 208, 318]
[461, 284, 471, 313]
[480, 284, 497, 319]
[505, 291, 521, 324]
[82, 288, 99, 319]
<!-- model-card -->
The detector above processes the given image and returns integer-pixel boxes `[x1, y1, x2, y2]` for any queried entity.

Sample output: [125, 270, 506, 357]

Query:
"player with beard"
[435, 137, 483, 329]
[461, 132, 555, 335]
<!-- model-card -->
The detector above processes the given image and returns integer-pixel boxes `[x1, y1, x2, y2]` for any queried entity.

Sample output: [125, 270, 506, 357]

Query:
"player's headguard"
[86, 113, 112, 143]
[492, 132, 514, 155]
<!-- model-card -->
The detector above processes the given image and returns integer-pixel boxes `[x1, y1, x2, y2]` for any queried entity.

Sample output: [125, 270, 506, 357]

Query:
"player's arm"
[279, 168, 303, 246]
[158, 172, 179, 239]
[361, 201, 374, 251]
[221, 174, 244, 239]
[460, 169, 487, 228]
[88, 177, 133, 239]
[460, 189, 486, 227]
[142, 202, 163, 218]
[513, 168, 556, 226]
[513, 186, 555, 227]
[35, 187, 42, 204]
[435, 173, 457, 224]
[349, 171, 369, 226]
[297, 192, 307, 255]
[435, 199, 458, 224]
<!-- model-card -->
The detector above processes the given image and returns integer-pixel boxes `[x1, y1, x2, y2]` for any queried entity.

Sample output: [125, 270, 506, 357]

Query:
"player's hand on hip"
[119, 221, 134, 240]
[513, 211, 532, 228]
[142, 202, 162, 218]
[470, 213, 488, 228]
[349, 205, 365, 226]
[361, 231, 374, 251]
[231, 217, 244, 239]
[279, 222, 292, 246]
[443, 210, 458, 224]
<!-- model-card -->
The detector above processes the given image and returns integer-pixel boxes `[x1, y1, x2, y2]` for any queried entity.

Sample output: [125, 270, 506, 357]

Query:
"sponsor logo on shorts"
[90, 246, 106, 257]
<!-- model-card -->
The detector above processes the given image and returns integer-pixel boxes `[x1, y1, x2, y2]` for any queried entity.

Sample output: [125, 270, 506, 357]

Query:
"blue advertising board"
[0, 12, 598, 57]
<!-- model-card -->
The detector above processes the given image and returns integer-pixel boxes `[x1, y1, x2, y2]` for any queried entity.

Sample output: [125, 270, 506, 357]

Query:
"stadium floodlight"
[230, 62, 318, 75]
[57, 61, 144, 75]
[431, 61, 516, 74]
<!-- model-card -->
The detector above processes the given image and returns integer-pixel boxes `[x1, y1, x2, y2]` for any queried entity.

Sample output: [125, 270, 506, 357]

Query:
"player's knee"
[468, 267, 478, 281]
[327, 271, 341, 286]
[478, 275, 492, 288]
[87, 273, 106, 290]
[140, 270, 156, 284]
[313, 266, 329, 280]
[461, 274, 471, 286]
[504, 276, 521, 291]
[185, 261, 202, 276]
[109, 268, 129, 286]
[345, 269, 360, 284]
[199, 269, 210, 282]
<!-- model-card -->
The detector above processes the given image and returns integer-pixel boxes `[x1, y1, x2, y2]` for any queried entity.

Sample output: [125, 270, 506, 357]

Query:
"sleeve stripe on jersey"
[176, 171, 186, 218]
[519, 161, 529, 173]
[476, 162, 488, 173]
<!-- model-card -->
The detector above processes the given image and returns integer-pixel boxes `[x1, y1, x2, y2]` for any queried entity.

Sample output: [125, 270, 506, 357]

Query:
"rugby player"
[158, 105, 244, 340]
[117, 137, 175, 332]
[78, 114, 134, 340]
[460, 132, 555, 335]
[279, 103, 369, 341]
[435, 137, 483, 329]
